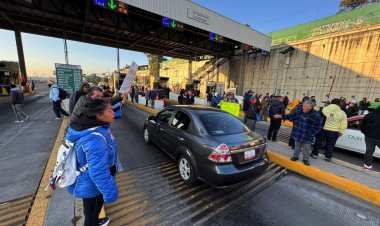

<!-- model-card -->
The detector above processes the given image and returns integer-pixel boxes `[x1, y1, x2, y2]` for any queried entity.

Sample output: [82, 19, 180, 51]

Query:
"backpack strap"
[80, 132, 107, 173]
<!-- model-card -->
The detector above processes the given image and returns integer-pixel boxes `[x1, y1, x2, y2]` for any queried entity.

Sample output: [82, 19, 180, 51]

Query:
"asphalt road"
[0, 91, 63, 203]
[112, 104, 380, 226]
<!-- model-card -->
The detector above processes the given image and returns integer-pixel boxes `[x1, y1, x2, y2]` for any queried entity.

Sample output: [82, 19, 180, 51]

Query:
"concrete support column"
[14, 30, 27, 82]
[237, 50, 247, 95]
[227, 57, 232, 89]
[188, 58, 192, 80]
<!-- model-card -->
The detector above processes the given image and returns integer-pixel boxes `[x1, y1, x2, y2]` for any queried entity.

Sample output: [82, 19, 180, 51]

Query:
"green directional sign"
[171, 20, 177, 29]
[55, 63, 83, 93]
[107, 0, 117, 10]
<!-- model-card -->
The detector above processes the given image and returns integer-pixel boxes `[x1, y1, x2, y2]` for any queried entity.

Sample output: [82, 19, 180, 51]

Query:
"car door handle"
[178, 137, 184, 141]
[160, 128, 165, 131]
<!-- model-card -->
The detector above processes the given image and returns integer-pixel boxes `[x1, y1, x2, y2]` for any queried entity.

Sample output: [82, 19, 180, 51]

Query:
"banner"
[119, 62, 138, 93]
[219, 101, 240, 117]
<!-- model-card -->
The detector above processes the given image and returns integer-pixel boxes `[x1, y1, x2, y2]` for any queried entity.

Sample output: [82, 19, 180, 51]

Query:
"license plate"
[244, 150, 256, 160]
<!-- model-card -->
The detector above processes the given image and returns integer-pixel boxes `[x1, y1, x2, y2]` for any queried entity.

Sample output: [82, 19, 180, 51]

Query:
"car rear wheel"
[143, 127, 152, 144]
[178, 155, 197, 185]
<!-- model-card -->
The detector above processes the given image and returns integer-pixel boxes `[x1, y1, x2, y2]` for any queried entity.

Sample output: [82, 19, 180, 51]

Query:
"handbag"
[252, 105, 261, 122]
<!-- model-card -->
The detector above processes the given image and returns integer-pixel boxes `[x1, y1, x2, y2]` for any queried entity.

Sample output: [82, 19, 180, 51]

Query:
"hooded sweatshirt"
[322, 104, 347, 134]
[69, 83, 89, 114]
[360, 107, 380, 140]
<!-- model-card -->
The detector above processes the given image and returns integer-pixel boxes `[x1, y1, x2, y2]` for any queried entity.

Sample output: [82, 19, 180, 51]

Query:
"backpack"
[48, 132, 105, 190]
[54, 87, 69, 100]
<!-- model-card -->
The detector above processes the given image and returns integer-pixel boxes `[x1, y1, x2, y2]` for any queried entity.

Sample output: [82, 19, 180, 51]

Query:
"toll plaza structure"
[0, 0, 271, 90]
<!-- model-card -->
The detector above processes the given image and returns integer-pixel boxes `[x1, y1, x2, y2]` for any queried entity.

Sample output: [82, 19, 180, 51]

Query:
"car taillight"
[208, 144, 232, 163]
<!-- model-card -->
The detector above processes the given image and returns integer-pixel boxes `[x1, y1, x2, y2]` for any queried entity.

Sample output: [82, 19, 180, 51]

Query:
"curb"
[267, 151, 380, 206]
[26, 119, 68, 225]
[127, 101, 380, 206]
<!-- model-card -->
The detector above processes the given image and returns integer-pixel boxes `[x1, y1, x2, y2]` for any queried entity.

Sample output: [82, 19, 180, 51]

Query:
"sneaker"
[55, 117, 62, 120]
[303, 160, 310, 166]
[290, 157, 299, 161]
[99, 216, 110, 226]
[364, 165, 372, 172]
[324, 157, 332, 162]
[310, 154, 318, 159]
[25, 116, 30, 121]
[15, 120, 24, 123]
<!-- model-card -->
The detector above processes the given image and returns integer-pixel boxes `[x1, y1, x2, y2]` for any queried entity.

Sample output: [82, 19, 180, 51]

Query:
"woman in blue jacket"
[66, 98, 118, 226]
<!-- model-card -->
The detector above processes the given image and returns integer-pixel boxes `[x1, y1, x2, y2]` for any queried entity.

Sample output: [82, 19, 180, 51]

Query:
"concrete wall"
[235, 25, 380, 102]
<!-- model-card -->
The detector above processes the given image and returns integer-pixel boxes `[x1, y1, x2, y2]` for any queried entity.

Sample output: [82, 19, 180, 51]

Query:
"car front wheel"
[178, 155, 197, 185]
[143, 127, 152, 144]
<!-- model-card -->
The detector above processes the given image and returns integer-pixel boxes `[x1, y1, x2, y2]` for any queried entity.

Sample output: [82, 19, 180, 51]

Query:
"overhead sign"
[55, 63, 82, 93]
[162, 17, 185, 31]
[93, 0, 128, 15]
[209, 32, 223, 43]
[119, 62, 139, 93]
[187, 8, 210, 25]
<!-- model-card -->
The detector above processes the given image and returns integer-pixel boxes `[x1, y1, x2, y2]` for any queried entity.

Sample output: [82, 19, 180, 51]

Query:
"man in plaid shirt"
[275, 100, 323, 166]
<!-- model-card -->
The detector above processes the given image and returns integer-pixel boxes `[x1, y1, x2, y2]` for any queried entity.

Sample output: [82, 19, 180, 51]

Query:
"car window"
[348, 119, 362, 130]
[200, 113, 249, 136]
[171, 111, 192, 132]
[156, 109, 175, 124]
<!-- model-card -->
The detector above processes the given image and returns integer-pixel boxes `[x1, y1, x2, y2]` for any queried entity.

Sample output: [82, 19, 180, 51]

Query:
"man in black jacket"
[267, 96, 285, 142]
[69, 82, 90, 114]
[10, 84, 30, 123]
[360, 106, 380, 172]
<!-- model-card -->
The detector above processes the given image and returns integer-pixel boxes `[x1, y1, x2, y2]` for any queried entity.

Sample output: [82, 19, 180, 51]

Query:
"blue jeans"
[53, 100, 69, 118]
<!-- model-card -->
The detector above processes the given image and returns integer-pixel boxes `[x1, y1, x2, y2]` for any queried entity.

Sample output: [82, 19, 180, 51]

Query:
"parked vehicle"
[335, 115, 380, 158]
[143, 106, 269, 187]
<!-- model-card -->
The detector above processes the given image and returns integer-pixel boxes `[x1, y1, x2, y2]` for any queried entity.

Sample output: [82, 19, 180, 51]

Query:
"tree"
[145, 54, 164, 78]
[339, 0, 379, 12]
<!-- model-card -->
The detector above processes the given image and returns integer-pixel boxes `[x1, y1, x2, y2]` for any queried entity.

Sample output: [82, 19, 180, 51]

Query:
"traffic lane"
[117, 105, 379, 225]
[215, 173, 380, 226]
[253, 122, 380, 172]
[112, 104, 168, 171]
[0, 92, 63, 203]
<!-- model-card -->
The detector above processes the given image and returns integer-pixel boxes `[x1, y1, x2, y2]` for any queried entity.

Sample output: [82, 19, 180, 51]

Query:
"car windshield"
[200, 113, 249, 136]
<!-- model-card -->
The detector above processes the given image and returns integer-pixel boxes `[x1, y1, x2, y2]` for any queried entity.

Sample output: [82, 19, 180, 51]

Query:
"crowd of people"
[8, 79, 379, 225]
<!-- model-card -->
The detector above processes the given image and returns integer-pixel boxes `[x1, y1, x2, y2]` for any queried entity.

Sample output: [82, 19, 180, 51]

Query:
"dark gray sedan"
[143, 106, 269, 187]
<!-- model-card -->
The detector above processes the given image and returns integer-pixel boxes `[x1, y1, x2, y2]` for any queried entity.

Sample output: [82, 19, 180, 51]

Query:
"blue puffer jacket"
[66, 125, 118, 203]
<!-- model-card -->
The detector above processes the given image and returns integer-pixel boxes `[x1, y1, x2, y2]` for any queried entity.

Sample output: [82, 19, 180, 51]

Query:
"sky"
[0, 0, 341, 76]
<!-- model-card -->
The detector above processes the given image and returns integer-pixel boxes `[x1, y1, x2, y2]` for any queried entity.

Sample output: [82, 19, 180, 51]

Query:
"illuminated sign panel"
[94, 0, 128, 15]
[209, 32, 223, 43]
[118, 2, 128, 14]
[162, 17, 184, 31]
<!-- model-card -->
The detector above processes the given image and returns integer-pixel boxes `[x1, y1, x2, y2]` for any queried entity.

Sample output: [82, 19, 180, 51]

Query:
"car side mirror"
[148, 116, 156, 121]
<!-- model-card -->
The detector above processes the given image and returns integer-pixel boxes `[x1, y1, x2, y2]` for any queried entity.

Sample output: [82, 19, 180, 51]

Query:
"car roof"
[166, 105, 224, 115]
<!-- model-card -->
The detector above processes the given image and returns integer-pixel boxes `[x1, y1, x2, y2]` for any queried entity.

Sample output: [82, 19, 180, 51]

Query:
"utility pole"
[64, 38, 69, 64]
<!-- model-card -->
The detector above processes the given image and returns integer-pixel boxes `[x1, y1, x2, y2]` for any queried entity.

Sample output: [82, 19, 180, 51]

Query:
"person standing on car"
[359, 97, 371, 115]
[267, 96, 285, 142]
[48, 80, 69, 119]
[243, 90, 253, 124]
[67, 99, 118, 226]
[275, 100, 323, 166]
[10, 84, 30, 123]
[69, 83, 90, 115]
[360, 106, 380, 172]
[311, 98, 347, 161]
